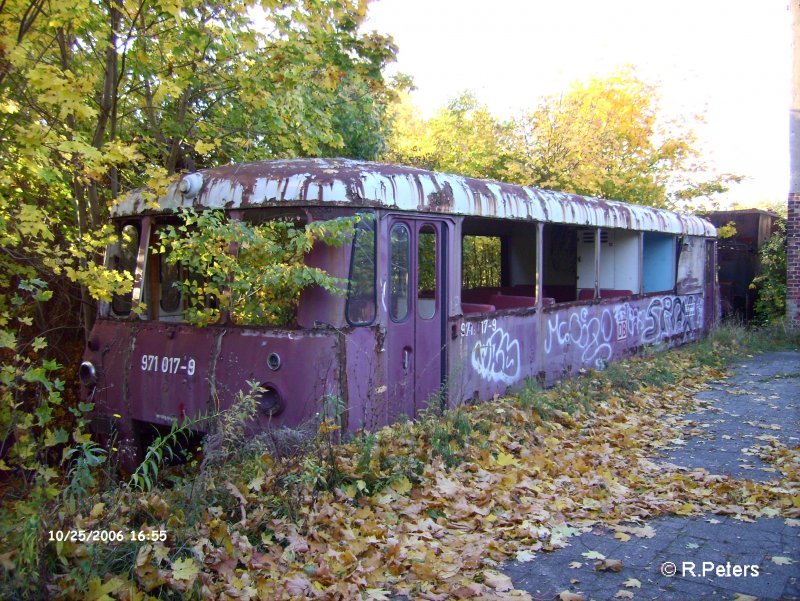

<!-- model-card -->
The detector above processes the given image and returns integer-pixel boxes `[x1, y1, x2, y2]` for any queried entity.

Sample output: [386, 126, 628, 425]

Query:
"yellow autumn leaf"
[318, 419, 340, 434]
[623, 577, 641, 588]
[1, 99, 19, 114]
[595, 558, 624, 572]
[171, 557, 199, 581]
[771, 556, 794, 565]
[614, 531, 631, 542]
[85, 576, 125, 601]
[194, 140, 217, 154]
[391, 475, 413, 495]
[89, 502, 105, 519]
[495, 452, 519, 467]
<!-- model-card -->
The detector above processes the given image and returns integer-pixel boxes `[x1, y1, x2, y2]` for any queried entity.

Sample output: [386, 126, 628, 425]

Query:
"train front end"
[80, 167, 358, 469]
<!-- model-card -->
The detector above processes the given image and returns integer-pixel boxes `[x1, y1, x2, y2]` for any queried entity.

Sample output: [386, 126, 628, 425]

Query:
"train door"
[386, 217, 447, 420]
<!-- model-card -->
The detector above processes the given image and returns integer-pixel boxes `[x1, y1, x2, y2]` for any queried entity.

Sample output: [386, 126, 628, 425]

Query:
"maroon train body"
[80, 159, 718, 465]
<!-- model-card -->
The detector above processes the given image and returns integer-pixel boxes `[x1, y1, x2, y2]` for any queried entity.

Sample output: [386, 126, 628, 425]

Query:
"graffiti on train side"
[641, 295, 701, 344]
[544, 308, 614, 367]
[468, 319, 521, 385]
[545, 295, 703, 368]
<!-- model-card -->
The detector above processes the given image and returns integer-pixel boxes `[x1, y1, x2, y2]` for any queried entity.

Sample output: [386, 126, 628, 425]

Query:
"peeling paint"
[111, 159, 715, 237]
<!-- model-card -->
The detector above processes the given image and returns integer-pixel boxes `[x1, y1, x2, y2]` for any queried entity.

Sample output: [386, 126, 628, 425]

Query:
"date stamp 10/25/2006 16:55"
[49, 530, 168, 544]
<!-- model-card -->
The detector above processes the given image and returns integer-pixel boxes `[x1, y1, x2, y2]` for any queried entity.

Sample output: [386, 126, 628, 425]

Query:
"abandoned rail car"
[80, 158, 718, 464]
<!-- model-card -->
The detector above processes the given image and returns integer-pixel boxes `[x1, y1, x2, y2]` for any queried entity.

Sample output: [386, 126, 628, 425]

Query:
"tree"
[384, 71, 738, 209]
[0, 0, 399, 340]
[507, 68, 740, 208]
[385, 91, 514, 180]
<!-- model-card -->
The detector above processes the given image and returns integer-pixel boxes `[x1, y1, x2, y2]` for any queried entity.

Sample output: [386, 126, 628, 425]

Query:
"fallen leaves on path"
[56, 354, 799, 600]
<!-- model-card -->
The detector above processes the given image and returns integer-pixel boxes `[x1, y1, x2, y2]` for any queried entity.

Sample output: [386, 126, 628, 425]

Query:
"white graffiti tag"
[471, 327, 521, 384]
[545, 307, 614, 368]
[642, 295, 701, 343]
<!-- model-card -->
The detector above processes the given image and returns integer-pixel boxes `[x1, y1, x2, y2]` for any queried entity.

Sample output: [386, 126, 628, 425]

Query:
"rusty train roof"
[111, 158, 716, 236]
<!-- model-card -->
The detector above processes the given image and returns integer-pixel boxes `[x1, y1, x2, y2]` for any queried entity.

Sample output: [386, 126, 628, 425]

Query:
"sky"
[363, 0, 792, 209]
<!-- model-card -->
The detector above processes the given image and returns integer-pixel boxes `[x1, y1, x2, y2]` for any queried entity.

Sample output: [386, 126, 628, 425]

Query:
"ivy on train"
[157, 208, 366, 327]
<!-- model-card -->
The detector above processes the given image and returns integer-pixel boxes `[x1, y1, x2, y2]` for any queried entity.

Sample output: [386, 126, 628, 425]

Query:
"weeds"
[517, 378, 557, 418]
[129, 416, 199, 492]
[201, 380, 264, 470]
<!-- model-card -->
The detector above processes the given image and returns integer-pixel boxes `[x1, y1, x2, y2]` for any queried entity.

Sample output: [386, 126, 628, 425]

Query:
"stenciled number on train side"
[140, 354, 196, 376]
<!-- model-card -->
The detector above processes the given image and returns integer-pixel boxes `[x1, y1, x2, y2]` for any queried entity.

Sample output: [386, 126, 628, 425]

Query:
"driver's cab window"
[110, 223, 139, 317]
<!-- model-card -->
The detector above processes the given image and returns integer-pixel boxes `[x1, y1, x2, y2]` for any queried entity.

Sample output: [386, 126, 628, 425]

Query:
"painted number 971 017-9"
[140, 355, 195, 376]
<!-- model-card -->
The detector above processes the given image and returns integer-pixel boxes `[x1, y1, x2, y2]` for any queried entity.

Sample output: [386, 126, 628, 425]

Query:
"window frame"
[389, 222, 411, 323]
[110, 222, 141, 318]
[345, 213, 378, 326]
[417, 223, 438, 320]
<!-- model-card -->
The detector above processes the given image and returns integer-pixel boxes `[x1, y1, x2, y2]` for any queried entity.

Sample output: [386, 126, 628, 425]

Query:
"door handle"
[403, 347, 410, 371]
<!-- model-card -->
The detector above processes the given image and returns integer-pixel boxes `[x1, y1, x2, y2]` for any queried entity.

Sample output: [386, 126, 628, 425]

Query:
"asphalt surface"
[503, 350, 800, 601]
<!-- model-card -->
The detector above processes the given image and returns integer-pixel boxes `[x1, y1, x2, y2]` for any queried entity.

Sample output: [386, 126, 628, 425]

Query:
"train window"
[643, 232, 676, 293]
[460, 217, 539, 312]
[462, 236, 501, 288]
[345, 216, 377, 325]
[542, 224, 578, 303]
[418, 225, 437, 319]
[110, 223, 139, 316]
[390, 224, 410, 321]
[577, 228, 639, 299]
[159, 259, 183, 313]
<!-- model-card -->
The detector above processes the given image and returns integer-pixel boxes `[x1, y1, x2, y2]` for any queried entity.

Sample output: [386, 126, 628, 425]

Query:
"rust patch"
[427, 181, 454, 211]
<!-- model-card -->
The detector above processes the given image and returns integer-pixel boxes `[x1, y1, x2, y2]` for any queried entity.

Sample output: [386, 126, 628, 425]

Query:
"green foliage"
[461, 236, 501, 288]
[508, 68, 741, 207]
[384, 70, 740, 209]
[0, 199, 130, 597]
[199, 380, 267, 479]
[1, 0, 399, 204]
[751, 220, 787, 325]
[0, 0, 400, 342]
[62, 441, 107, 513]
[417, 406, 476, 468]
[385, 91, 515, 180]
[157, 208, 363, 326]
[517, 378, 553, 415]
[129, 418, 196, 493]
[417, 227, 438, 292]
[716, 221, 737, 238]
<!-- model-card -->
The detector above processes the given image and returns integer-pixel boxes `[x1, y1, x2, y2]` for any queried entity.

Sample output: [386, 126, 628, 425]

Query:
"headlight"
[79, 361, 97, 388]
[258, 384, 284, 416]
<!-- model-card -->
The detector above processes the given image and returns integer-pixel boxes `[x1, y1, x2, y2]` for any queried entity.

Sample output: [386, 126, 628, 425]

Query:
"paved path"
[503, 351, 800, 601]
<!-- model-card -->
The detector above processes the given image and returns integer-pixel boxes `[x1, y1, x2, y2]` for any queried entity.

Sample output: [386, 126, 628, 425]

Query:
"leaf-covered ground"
[38, 340, 800, 599]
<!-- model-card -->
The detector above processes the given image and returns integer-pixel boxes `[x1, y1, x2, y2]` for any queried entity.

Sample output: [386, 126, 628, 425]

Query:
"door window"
[418, 225, 437, 319]
[390, 223, 410, 321]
